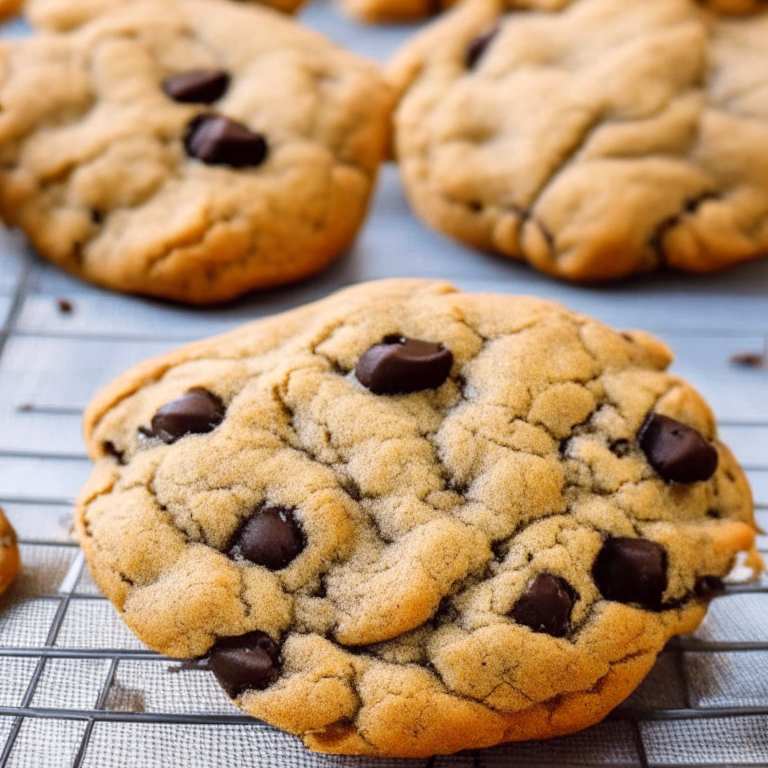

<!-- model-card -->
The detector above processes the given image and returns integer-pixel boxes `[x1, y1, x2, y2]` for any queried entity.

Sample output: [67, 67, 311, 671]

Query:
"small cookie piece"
[0, 508, 21, 597]
[20, 0, 305, 32]
[77, 279, 761, 758]
[0, 0, 392, 304]
[388, 0, 768, 282]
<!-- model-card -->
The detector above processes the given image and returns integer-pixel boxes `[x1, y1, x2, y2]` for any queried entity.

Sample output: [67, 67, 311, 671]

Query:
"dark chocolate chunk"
[694, 575, 725, 601]
[184, 114, 267, 168]
[229, 507, 304, 570]
[209, 631, 281, 698]
[466, 25, 499, 69]
[638, 413, 718, 484]
[593, 537, 668, 610]
[162, 69, 230, 104]
[149, 387, 225, 444]
[356, 336, 453, 395]
[510, 574, 576, 638]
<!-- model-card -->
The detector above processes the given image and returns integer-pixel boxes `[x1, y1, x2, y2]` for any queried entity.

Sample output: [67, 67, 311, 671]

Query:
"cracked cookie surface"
[388, 0, 768, 282]
[77, 278, 761, 757]
[0, 0, 392, 304]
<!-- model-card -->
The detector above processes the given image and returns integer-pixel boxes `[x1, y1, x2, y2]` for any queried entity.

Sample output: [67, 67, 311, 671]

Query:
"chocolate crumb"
[57, 298, 74, 314]
[730, 351, 765, 368]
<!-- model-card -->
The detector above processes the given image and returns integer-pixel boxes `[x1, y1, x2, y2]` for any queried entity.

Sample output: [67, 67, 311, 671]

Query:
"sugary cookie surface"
[388, 0, 768, 281]
[77, 279, 760, 757]
[0, 0, 392, 303]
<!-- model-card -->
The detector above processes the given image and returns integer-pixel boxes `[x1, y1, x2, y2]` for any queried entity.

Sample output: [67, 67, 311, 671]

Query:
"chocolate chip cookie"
[0, 0, 392, 304]
[388, 0, 768, 282]
[0, 508, 20, 597]
[22, 0, 306, 32]
[77, 279, 761, 757]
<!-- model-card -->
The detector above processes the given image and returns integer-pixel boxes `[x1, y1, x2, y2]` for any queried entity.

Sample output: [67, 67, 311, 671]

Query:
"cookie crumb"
[730, 351, 764, 368]
[57, 298, 74, 314]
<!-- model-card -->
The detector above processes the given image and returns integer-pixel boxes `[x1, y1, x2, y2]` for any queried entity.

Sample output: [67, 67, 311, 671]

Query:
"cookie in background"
[387, 0, 768, 281]
[76, 279, 761, 758]
[0, 0, 393, 304]
[0, 508, 20, 598]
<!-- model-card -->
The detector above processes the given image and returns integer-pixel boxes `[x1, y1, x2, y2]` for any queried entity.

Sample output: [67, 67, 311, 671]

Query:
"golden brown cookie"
[388, 0, 768, 281]
[0, 0, 392, 304]
[0, 508, 21, 597]
[77, 279, 761, 757]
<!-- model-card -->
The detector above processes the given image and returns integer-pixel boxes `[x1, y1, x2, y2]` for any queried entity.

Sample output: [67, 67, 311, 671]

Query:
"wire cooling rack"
[0, 4, 767, 766]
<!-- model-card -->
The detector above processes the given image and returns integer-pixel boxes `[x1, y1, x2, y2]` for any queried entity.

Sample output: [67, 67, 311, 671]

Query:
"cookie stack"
[0, 0, 763, 760]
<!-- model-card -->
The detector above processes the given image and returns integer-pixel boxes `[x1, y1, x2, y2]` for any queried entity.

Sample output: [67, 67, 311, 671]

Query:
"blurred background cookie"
[0, 0, 393, 303]
[388, 0, 768, 281]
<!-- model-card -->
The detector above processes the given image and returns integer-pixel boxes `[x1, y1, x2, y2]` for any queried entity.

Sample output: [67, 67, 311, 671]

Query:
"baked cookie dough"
[77, 279, 761, 757]
[0, 508, 20, 597]
[388, 0, 768, 281]
[0, 0, 392, 304]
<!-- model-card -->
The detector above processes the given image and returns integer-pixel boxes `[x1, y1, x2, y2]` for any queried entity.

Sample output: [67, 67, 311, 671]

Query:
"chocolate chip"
[228, 507, 304, 570]
[638, 414, 718, 484]
[356, 336, 453, 395]
[695, 575, 724, 601]
[510, 574, 576, 637]
[466, 25, 499, 69]
[162, 69, 230, 103]
[209, 631, 281, 698]
[149, 387, 225, 444]
[593, 537, 667, 610]
[184, 114, 267, 167]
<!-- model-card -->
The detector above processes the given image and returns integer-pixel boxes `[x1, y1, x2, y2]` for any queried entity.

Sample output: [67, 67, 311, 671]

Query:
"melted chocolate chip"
[149, 388, 225, 444]
[356, 336, 453, 395]
[638, 414, 718, 484]
[228, 507, 304, 570]
[695, 575, 725, 601]
[208, 631, 281, 697]
[184, 114, 267, 167]
[593, 537, 667, 610]
[466, 25, 499, 69]
[510, 574, 576, 638]
[162, 69, 230, 103]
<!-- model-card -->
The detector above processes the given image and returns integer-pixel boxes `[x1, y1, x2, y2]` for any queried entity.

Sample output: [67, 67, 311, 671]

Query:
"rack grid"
[0, 5, 767, 764]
